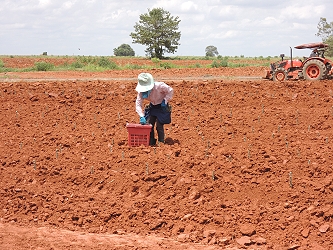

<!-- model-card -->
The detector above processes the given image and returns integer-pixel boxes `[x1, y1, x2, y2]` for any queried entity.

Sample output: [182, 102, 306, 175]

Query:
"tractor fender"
[302, 57, 331, 68]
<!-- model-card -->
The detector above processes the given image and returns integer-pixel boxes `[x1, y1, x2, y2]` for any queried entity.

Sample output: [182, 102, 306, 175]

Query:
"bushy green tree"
[317, 17, 333, 40]
[324, 36, 333, 57]
[316, 17, 333, 57]
[113, 44, 135, 56]
[130, 8, 181, 59]
[205, 45, 219, 57]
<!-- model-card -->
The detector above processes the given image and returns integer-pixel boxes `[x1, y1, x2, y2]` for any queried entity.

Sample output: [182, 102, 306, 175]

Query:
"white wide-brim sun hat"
[135, 73, 154, 92]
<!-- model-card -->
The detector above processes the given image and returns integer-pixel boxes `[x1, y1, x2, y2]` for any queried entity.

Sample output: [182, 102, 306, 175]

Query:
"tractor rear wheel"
[302, 60, 326, 80]
[273, 68, 287, 81]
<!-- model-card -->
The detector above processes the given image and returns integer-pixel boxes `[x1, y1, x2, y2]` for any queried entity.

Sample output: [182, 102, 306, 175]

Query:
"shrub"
[151, 58, 160, 64]
[78, 56, 97, 64]
[187, 63, 202, 69]
[34, 61, 54, 71]
[159, 62, 174, 69]
[0, 60, 8, 73]
[211, 60, 220, 68]
[220, 58, 228, 67]
[211, 58, 228, 68]
[98, 57, 118, 69]
[71, 62, 84, 68]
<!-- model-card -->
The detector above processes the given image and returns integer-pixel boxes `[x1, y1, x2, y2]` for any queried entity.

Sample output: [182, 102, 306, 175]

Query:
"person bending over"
[135, 73, 173, 145]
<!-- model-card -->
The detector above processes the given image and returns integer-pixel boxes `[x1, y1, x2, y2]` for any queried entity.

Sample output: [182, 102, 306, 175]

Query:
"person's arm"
[161, 82, 174, 104]
[135, 92, 145, 117]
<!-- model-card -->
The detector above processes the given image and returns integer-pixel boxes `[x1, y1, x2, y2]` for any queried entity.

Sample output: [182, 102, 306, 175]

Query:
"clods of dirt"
[0, 65, 333, 249]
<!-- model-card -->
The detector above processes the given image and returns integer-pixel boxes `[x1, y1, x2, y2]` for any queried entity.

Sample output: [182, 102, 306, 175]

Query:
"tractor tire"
[302, 59, 327, 80]
[273, 68, 287, 81]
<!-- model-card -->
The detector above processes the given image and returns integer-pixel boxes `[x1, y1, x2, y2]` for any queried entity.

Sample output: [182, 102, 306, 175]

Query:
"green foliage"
[34, 61, 54, 71]
[0, 60, 9, 73]
[188, 63, 202, 68]
[316, 17, 333, 57]
[159, 62, 174, 69]
[205, 45, 219, 57]
[0, 55, 277, 73]
[70, 61, 84, 69]
[211, 58, 228, 68]
[211, 60, 219, 68]
[151, 57, 160, 64]
[98, 57, 118, 69]
[219, 59, 228, 67]
[324, 36, 333, 57]
[77, 56, 98, 64]
[316, 17, 333, 40]
[113, 44, 135, 56]
[130, 8, 181, 59]
[151, 58, 175, 69]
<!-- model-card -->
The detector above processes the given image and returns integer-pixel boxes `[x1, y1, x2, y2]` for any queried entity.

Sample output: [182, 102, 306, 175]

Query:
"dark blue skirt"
[144, 103, 171, 124]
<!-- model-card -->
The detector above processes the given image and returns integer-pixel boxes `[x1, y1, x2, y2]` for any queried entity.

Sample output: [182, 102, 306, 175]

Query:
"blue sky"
[0, 0, 332, 57]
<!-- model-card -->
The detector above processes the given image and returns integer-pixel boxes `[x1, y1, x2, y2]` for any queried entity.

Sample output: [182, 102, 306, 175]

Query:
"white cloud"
[216, 30, 239, 39]
[259, 17, 281, 27]
[281, 4, 326, 20]
[0, 0, 332, 56]
[180, 1, 198, 12]
[62, 1, 76, 9]
[217, 5, 241, 18]
[38, 0, 51, 8]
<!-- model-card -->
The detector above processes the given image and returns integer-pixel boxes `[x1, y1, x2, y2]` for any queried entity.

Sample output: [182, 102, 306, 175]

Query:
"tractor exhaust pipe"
[290, 47, 293, 68]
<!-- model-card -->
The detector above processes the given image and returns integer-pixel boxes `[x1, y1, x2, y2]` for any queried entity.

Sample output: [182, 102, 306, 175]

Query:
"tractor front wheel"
[302, 60, 326, 80]
[273, 68, 287, 81]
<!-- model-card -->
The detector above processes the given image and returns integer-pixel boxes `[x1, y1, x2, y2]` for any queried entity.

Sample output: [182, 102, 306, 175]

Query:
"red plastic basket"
[126, 123, 152, 147]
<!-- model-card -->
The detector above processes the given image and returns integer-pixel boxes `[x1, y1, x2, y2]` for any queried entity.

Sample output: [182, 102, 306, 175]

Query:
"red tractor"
[264, 42, 333, 81]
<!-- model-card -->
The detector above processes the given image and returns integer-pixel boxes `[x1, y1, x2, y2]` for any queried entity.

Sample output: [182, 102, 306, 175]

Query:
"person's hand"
[140, 116, 147, 124]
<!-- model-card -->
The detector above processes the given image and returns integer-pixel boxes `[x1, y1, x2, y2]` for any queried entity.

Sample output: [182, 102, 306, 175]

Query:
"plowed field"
[1, 58, 333, 250]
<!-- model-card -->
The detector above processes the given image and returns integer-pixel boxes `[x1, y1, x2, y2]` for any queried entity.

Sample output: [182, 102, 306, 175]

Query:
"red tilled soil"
[0, 62, 333, 250]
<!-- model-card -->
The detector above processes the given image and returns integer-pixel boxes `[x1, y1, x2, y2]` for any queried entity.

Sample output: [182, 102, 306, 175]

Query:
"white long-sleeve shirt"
[135, 81, 174, 117]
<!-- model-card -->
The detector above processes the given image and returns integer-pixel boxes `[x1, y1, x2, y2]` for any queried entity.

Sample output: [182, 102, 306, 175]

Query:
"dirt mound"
[0, 66, 333, 249]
